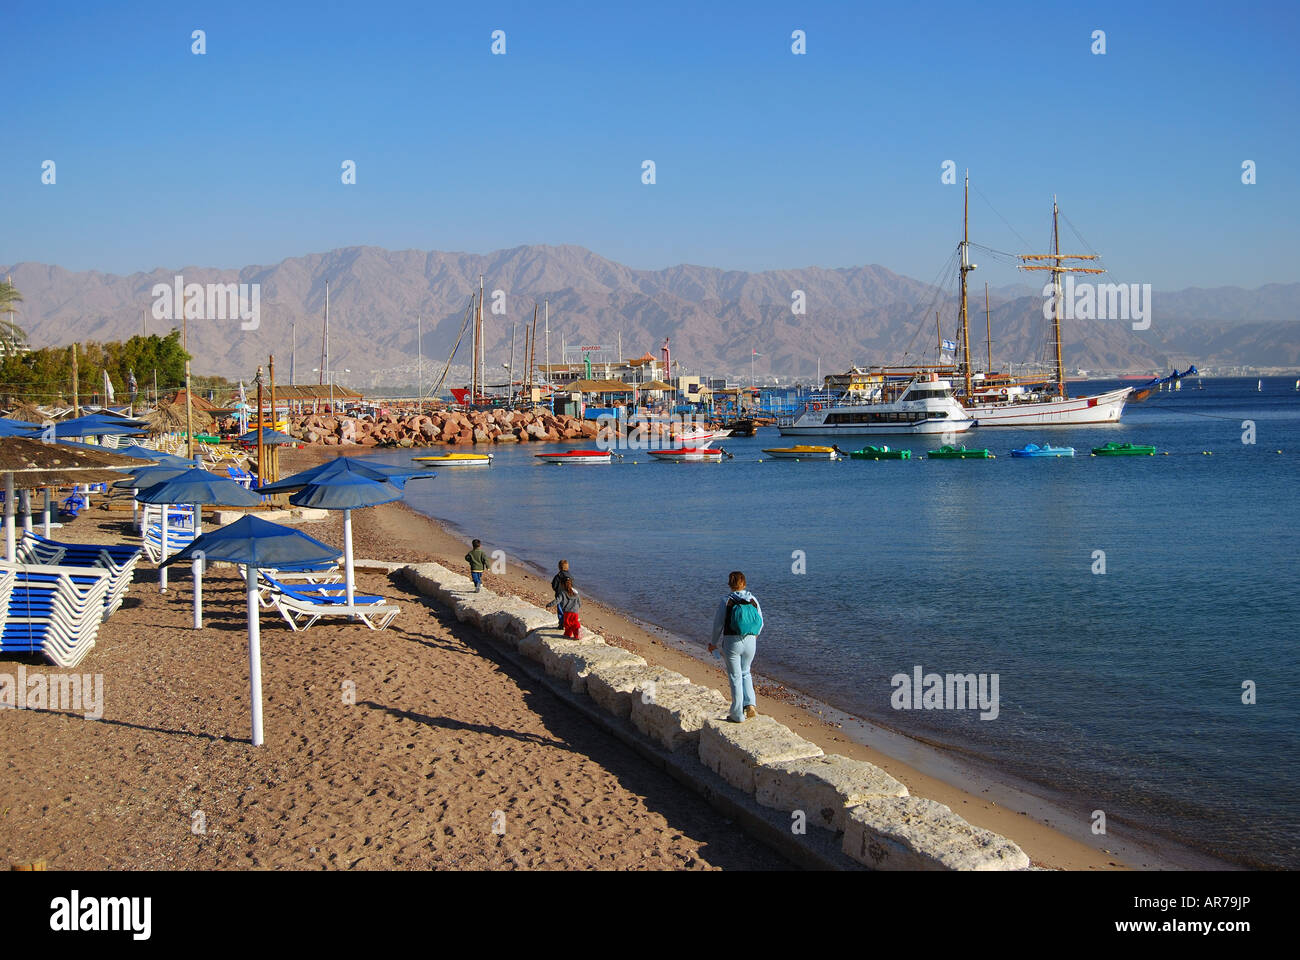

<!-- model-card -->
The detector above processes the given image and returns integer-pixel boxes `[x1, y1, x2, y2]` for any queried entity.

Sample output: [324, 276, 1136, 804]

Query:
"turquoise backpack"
[726, 596, 763, 637]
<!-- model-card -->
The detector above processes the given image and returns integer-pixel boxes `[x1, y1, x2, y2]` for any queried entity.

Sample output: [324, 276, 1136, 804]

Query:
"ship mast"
[1018, 197, 1105, 400]
[959, 171, 975, 400]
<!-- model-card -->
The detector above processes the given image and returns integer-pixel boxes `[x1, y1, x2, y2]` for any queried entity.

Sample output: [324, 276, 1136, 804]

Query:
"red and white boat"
[648, 446, 725, 462]
[534, 449, 612, 465]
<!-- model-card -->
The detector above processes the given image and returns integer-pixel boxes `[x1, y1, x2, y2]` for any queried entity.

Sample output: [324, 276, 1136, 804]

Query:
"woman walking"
[708, 571, 764, 722]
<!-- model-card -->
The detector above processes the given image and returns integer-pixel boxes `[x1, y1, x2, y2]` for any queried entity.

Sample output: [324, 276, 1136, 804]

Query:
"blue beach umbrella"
[262, 457, 435, 608]
[237, 428, 297, 446]
[258, 455, 433, 492]
[162, 515, 343, 746]
[0, 419, 40, 436]
[29, 414, 148, 439]
[137, 468, 264, 626]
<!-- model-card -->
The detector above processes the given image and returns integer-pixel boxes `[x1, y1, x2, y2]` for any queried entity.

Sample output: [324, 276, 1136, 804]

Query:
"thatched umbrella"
[0, 437, 150, 559]
[144, 401, 214, 435]
[4, 403, 49, 424]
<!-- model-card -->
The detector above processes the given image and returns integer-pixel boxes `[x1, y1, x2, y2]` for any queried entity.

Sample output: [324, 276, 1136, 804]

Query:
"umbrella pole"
[132, 489, 139, 530]
[246, 566, 265, 746]
[4, 473, 14, 562]
[43, 489, 52, 537]
[344, 507, 356, 608]
[159, 509, 169, 592]
[193, 553, 204, 629]
[20, 489, 32, 536]
[193, 501, 203, 628]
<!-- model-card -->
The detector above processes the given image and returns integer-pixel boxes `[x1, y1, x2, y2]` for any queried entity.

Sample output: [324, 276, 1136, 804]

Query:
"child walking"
[546, 574, 581, 637]
[465, 539, 489, 592]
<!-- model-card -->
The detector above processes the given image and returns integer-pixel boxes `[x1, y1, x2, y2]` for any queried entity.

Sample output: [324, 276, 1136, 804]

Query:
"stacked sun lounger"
[15, 533, 142, 619]
[142, 521, 197, 564]
[0, 563, 113, 667]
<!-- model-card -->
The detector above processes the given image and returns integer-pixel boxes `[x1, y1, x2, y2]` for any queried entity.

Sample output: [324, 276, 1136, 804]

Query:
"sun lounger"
[0, 563, 112, 667]
[261, 573, 399, 631]
[141, 522, 197, 564]
[16, 533, 142, 619]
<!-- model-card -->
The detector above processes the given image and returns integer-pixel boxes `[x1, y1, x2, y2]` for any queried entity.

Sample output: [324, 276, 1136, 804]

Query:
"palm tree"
[0, 279, 27, 354]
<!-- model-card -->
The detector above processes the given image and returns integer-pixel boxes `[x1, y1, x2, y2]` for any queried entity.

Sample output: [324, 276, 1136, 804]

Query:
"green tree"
[0, 279, 27, 351]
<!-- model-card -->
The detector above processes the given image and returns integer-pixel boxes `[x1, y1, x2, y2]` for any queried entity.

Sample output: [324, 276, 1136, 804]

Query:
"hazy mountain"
[3, 245, 1297, 383]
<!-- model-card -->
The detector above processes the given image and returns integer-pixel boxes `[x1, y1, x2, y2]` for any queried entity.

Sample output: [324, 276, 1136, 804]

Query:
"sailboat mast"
[985, 282, 993, 371]
[960, 172, 974, 400]
[478, 274, 485, 403]
[1052, 197, 1066, 399]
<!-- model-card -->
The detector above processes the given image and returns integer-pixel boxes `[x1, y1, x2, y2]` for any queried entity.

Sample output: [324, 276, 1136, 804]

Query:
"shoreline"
[286, 446, 1238, 870]
[398, 500, 1237, 871]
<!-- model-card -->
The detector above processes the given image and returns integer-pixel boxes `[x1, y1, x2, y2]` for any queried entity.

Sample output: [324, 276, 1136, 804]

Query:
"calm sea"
[377, 377, 1299, 869]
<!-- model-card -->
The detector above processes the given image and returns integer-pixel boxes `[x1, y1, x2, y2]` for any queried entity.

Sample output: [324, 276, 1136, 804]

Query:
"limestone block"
[754, 754, 908, 832]
[698, 716, 824, 794]
[842, 796, 1031, 871]
[544, 643, 645, 693]
[629, 682, 730, 752]
[585, 663, 691, 719]
[517, 628, 586, 665]
[483, 599, 556, 646]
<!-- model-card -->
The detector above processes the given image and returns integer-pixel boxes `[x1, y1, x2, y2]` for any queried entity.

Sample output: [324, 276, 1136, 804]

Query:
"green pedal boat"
[928, 445, 995, 460]
[1091, 442, 1156, 456]
[850, 445, 911, 460]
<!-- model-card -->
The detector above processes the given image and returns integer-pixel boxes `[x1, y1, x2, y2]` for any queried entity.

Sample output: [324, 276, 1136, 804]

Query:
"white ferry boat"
[776, 374, 975, 437]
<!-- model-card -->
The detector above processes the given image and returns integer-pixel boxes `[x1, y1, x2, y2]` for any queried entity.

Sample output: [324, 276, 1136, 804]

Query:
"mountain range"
[3, 245, 1298, 385]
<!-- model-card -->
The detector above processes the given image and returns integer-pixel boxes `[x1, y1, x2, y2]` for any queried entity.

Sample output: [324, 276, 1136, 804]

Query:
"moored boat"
[1091, 442, 1156, 456]
[647, 446, 725, 462]
[849, 445, 911, 460]
[928, 445, 994, 460]
[1010, 443, 1075, 458]
[761, 445, 842, 460]
[411, 453, 494, 466]
[534, 449, 613, 464]
[777, 373, 974, 437]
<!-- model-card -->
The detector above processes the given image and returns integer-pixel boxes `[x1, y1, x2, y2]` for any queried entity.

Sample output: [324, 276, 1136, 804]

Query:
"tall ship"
[776, 371, 974, 436]
[947, 173, 1130, 426]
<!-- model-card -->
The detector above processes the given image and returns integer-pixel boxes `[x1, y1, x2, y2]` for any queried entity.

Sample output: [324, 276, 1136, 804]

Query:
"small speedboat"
[534, 449, 613, 464]
[928, 445, 994, 460]
[1091, 442, 1156, 456]
[761, 445, 841, 460]
[1010, 443, 1074, 458]
[648, 446, 725, 462]
[411, 453, 494, 466]
[849, 445, 911, 460]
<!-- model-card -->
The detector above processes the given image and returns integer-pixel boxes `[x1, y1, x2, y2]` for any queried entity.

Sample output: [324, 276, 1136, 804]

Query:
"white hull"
[648, 451, 723, 462]
[965, 387, 1131, 427]
[778, 419, 970, 436]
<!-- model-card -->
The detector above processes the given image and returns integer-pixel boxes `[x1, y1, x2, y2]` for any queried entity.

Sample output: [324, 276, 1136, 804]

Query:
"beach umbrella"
[261, 457, 435, 608]
[136, 468, 264, 627]
[0, 419, 40, 437]
[259, 455, 431, 492]
[236, 428, 296, 446]
[161, 515, 343, 746]
[0, 438, 143, 560]
[28, 413, 148, 439]
[113, 465, 192, 560]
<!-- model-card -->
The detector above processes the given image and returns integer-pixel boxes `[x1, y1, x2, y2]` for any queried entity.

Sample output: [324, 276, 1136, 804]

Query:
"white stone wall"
[399, 564, 1032, 871]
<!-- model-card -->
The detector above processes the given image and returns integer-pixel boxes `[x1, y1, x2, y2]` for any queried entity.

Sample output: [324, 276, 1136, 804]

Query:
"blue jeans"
[721, 635, 756, 722]
[471, 571, 483, 589]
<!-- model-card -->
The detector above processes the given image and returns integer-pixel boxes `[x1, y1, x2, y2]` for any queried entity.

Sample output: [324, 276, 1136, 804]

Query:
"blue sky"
[2, 0, 1297, 290]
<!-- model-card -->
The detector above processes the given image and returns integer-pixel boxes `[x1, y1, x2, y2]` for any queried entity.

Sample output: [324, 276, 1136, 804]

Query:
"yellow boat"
[411, 453, 494, 466]
[761, 445, 842, 461]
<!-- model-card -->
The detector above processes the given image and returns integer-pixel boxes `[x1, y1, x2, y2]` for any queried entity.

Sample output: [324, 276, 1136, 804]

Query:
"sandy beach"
[1, 446, 1138, 870]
